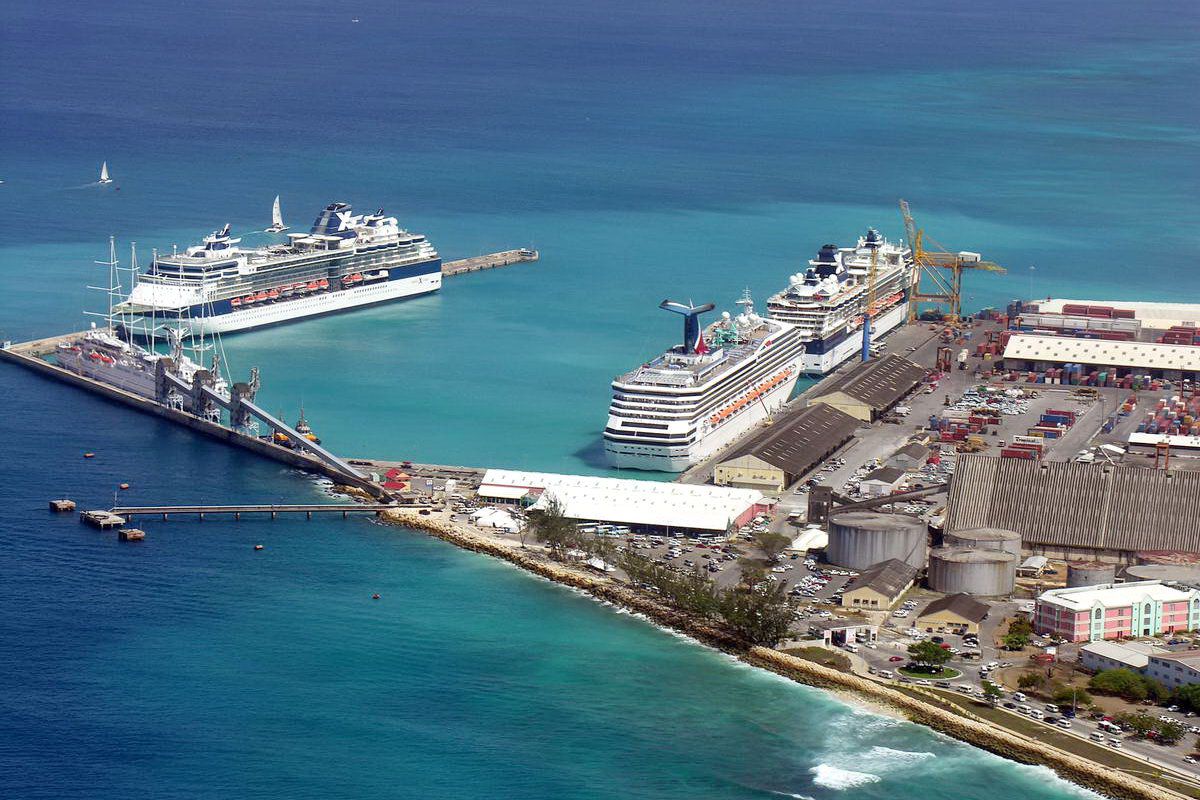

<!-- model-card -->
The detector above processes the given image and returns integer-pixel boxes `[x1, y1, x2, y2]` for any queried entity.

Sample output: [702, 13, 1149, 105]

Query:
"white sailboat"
[98, 162, 113, 185]
[265, 195, 288, 232]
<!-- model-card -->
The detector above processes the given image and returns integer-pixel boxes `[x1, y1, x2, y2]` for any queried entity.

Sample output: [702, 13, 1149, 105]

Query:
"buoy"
[119, 483, 130, 490]
[83, 452, 95, 459]
[254, 544, 264, 551]
[372, 593, 381, 600]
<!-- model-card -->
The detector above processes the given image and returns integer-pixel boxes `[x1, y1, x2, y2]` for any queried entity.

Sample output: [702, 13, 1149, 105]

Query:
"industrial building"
[713, 403, 860, 492]
[826, 512, 928, 571]
[1001, 334, 1200, 381]
[1017, 555, 1049, 577]
[807, 354, 927, 423]
[916, 593, 990, 636]
[1033, 580, 1200, 643]
[840, 559, 918, 610]
[946, 454, 1200, 562]
[809, 618, 877, 647]
[887, 442, 929, 470]
[1079, 640, 1165, 674]
[927, 547, 1016, 597]
[1145, 651, 1200, 690]
[859, 466, 906, 497]
[1127, 432, 1200, 458]
[1066, 562, 1117, 588]
[476, 469, 766, 535]
[1123, 563, 1200, 587]
[1029, 299, 1200, 332]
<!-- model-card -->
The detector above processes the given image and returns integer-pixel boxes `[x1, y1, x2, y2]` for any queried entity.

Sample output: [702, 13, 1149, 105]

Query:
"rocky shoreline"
[380, 508, 1186, 800]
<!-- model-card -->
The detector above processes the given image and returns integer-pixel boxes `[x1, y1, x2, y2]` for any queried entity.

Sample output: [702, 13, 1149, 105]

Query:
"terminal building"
[713, 403, 860, 492]
[1033, 580, 1200, 643]
[476, 469, 767, 536]
[806, 354, 927, 423]
[915, 593, 990, 636]
[945, 454, 1200, 562]
[1001, 334, 1200, 382]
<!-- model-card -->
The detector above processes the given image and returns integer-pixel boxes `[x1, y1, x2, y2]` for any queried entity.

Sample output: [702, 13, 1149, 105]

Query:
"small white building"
[860, 466, 906, 497]
[1016, 555, 1049, 577]
[1079, 640, 1165, 674]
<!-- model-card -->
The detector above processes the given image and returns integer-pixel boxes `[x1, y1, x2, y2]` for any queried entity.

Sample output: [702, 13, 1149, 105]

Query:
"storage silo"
[1123, 564, 1200, 586]
[945, 527, 1022, 558]
[1066, 561, 1116, 588]
[827, 513, 928, 571]
[928, 547, 1016, 596]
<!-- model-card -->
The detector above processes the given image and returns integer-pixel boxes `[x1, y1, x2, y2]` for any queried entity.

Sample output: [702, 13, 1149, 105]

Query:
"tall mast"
[84, 236, 120, 332]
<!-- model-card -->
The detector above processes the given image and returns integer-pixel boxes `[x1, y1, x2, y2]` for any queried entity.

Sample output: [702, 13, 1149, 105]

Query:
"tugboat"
[272, 406, 321, 447]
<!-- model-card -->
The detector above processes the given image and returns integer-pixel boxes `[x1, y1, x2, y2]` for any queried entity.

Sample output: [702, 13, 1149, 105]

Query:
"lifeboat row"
[849, 291, 907, 328]
[341, 269, 389, 287]
[708, 368, 793, 426]
[232, 278, 331, 308]
[87, 351, 115, 364]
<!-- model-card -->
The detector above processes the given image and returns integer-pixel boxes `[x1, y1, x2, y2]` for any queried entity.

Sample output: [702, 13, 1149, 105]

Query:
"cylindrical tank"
[1123, 564, 1200, 585]
[1067, 561, 1116, 588]
[827, 513, 928, 571]
[928, 547, 1015, 596]
[945, 527, 1022, 558]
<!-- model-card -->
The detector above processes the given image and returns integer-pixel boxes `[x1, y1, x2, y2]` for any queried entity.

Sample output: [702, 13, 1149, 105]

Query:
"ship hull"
[604, 364, 802, 472]
[802, 302, 907, 375]
[120, 267, 441, 337]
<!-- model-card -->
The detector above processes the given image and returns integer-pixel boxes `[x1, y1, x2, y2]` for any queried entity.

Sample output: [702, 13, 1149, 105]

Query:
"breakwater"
[382, 508, 1188, 800]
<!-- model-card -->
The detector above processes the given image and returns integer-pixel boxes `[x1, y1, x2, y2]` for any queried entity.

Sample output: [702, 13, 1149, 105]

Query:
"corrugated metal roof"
[1034, 299, 1200, 330]
[946, 455, 1200, 553]
[720, 403, 860, 477]
[479, 469, 763, 532]
[918, 592, 989, 623]
[863, 466, 906, 485]
[1003, 334, 1200, 371]
[810, 354, 926, 410]
[843, 558, 917, 599]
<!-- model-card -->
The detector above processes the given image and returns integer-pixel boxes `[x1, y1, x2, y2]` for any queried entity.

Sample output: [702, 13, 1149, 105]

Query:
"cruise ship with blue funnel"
[767, 229, 912, 374]
[114, 202, 441, 337]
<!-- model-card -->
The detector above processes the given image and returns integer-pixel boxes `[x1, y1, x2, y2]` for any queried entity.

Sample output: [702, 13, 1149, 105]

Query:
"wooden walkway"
[442, 249, 538, 278]
[111, 504, 404, 520]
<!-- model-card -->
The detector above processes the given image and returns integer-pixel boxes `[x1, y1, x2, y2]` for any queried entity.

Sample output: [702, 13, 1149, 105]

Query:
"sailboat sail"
[272, 196, 284, 228]
[99, 162, 111, 183]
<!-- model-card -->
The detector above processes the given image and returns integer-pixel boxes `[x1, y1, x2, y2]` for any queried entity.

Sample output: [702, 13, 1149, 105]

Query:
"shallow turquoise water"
[1, 0, 1195, 796]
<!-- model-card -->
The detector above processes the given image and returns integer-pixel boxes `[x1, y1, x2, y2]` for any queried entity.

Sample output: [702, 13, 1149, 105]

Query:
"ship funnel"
[659, 300, 715, 355]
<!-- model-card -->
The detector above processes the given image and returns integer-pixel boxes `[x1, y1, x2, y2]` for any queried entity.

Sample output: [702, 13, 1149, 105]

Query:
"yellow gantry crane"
[899, 199, 1006, 322]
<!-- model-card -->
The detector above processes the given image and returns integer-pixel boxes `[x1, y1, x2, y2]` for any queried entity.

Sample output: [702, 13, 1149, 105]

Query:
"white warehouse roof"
[1003, 334, 1200, 372]
[478, 469, 763, 532]
[1080, 640, 1165, 669]
[1035, 299, 1200, 330]
[1037, 580, 1199, 613]
[1128, 432, 1200, 451]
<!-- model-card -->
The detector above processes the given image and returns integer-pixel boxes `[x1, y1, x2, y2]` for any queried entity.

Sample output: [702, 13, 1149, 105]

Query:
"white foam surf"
[809, 764, 882, 790]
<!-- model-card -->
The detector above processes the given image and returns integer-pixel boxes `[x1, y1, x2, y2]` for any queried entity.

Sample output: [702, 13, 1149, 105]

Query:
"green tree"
[1174, 684, 1200, 713]
[1157, 719, 1187, 746]
[1089, 669, 1149, 702]
[1018, 672, 1045, 691]
[717, 571, 795, 646]
[1145, 678, 1171, 704]
[1051, 683, 1091, 709]
[526, 495, 579, 560]
[1115, 712, 1156, 737]
[1003, 631, 1030, 651]
[1007, 617, 1034, 638]
[753, 530, 792, 563]
[907, 640, 952, 671]
[982, 682, 1003, 705]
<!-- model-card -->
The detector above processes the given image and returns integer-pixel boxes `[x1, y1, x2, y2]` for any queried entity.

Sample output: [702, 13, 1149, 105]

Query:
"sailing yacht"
[98, 162, 113, 185]
[265, 195, 288, 233]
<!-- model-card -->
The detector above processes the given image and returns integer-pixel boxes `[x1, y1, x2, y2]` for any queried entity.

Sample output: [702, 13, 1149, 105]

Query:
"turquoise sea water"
[1, 0, 1196, 796]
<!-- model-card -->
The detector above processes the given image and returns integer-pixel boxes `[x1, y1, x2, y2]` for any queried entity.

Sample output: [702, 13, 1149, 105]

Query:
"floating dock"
[49, 499, 77, 513]
[81, 510, 126, 529]
[442, 249, 538, 278]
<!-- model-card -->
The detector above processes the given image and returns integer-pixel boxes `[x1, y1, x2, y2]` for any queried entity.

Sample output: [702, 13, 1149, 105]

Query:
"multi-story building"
[1034, 581, 1200, 643]
[1145, 652, 1200, 690]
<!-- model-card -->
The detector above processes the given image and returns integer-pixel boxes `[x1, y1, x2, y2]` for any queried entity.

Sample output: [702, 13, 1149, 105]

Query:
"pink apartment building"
[1034, 580, 1200, 643]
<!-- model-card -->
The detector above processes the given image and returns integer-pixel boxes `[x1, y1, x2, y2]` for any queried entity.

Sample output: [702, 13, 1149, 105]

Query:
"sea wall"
[382, 509, 1188, 800]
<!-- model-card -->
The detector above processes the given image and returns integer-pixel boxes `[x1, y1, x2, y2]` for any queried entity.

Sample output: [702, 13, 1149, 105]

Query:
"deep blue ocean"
[1, 0, 1195, 796]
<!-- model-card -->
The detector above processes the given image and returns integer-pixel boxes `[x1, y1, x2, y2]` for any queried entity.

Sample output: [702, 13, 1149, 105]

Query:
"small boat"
[254, 544, 264, 551]
[254, 291, 269, 302]
[264, 195, 289, 233]
[97, 161, 113, 185]
[231, 297, 242, 308]
[317, 279, 329, 290]
[119, 483, 130, 490]
[267, 288, 280, 300]
[349, 273, 363, 283]
[372, 593, 381, 600]
[83, 452, 95, 459]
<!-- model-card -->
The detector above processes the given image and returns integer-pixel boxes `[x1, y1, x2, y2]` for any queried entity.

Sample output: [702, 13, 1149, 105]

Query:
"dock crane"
[899, 200, 1006, 322]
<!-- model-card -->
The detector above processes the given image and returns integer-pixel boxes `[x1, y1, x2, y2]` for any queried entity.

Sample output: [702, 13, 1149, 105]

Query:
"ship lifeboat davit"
[318, 279, 329, 290]
[231, 297, 241, 308]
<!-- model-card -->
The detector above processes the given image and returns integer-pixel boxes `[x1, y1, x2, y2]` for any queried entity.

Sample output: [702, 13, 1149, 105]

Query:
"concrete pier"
[442, 249, 538, 278]
[111, 503, 414, 522]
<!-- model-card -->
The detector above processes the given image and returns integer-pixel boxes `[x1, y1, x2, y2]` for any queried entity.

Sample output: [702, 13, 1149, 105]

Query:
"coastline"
[379, 507, 1187, 800]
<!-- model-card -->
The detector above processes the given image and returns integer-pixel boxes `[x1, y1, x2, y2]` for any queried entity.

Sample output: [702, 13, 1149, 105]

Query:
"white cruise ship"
[113, 202, 441, 337]
[767, 229, 912, 374]
[604, 293, 805, 472]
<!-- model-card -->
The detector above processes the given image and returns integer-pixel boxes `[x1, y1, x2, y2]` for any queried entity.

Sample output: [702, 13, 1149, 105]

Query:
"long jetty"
[111, 503, 405, 520]
[442, 248, 538, 277]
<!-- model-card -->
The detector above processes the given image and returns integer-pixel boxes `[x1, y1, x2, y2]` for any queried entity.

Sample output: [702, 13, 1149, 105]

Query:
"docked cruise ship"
[114, 202, 441, 337]
[767, 229, 912, 374]
[604, 293, 805, 472]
